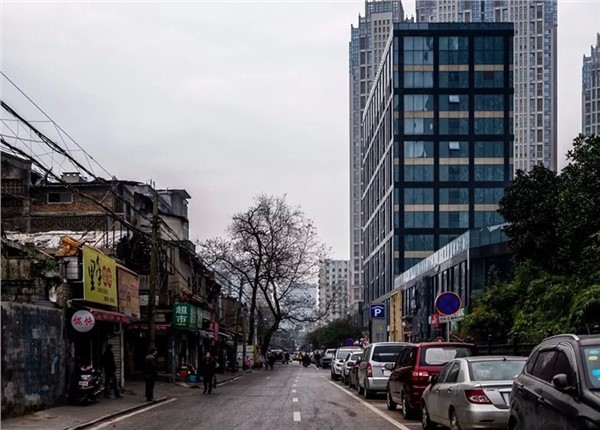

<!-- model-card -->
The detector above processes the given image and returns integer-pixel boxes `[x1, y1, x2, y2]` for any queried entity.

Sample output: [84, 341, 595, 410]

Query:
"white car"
[331, 346, 362, 381]
[342, 351, 363, 385]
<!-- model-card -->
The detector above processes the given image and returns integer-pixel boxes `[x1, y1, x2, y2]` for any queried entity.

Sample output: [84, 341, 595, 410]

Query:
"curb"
[65, 397, 169, 430]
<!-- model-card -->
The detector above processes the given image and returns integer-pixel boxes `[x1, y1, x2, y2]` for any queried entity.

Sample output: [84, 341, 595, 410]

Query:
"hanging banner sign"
[71, 310, 95, 332]
[83, 245, 117, 307]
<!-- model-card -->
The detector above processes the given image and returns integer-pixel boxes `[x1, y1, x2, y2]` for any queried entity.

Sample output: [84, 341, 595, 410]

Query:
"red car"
[386, 341, 477, 419]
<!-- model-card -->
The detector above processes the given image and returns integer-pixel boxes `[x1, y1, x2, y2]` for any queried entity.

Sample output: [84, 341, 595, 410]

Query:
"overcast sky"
[2, 1, 599, 260]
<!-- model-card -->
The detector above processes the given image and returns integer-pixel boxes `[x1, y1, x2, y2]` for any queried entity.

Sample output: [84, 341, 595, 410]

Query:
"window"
[439, 94, 469, 111]
[474, 211, 504, 228]
[47, 192, 73, 203]
[404, 188, 434, 204]
[475, 95, 504, 111]
[553, 351, 575, 387]
[440, 165, 469, 182]
[437, 362, 453, 383]
[475, 118, 504, 135]
[404, 36, 433, 65]
[404, 118, 434, 134]
[475, 71, 504, 88]
[474, 165, 504, 181]
[439, 71, 468, 88]
[404, 234, 434, 251]
[474, 37, 504, 64]
[400, 347, 418, 367]
[439, 37, 469, 65]
[531, 350, 557, 383]
[475, 188, 504, 204]
[404, 94, 434, 112]
[440, 118, 469, 135]
[474, 141, 504, 157]
[445, 362, 461, 383]
[440, 188, 469, 205]
[405, 165, 434, 181]
[439, 141, 468, 158]
[405, 212, 434, 228]
[439, 234, 459, 247]
[404, 71, 433, 88]
[404, 141, 434, 158]
[439, 212, 469, 228]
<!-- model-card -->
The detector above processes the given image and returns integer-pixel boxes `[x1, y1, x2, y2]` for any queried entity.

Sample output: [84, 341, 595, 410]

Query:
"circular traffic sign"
[435, 292, 461, 316]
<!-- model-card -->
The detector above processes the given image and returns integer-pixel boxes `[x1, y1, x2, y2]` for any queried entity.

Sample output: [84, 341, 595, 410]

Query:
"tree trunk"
[260, 320, 281, 354]
[247, 282, 258, 346]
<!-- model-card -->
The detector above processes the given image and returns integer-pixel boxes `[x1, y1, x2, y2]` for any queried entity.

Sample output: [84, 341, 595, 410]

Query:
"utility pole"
[148, 192, 159, 350]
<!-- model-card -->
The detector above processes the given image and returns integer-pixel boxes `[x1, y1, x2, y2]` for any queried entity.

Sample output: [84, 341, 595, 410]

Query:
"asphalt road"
[86, 362, 423, 430]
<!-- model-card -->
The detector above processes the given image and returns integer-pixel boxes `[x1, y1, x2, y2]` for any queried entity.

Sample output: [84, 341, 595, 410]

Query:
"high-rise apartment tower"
[583, 33, 600, 136]
[415, 0, 558, 173]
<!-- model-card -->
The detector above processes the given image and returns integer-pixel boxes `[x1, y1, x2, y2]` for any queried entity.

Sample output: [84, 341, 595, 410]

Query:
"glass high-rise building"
[349, 1, 406, 321]
[361, 22, 514, 306]
[583, 33, 600, 136]
[415, 0, 558, 173]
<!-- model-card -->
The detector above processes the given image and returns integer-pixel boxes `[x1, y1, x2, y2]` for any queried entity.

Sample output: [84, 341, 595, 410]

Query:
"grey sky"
[2, 1, 599, 260]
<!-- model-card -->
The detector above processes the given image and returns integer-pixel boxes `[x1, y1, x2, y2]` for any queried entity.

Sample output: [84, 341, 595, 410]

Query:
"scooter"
[302, 355, 311, 367]
[70, 365, 104, 405]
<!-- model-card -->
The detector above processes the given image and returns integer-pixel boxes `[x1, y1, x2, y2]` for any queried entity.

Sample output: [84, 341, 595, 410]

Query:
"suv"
[321, 349, 336, 369]
[387, 341, 476, 419]
[357, 342, 407, 399]
[509, 334, 600, 430]
[331, 346, 362, 381]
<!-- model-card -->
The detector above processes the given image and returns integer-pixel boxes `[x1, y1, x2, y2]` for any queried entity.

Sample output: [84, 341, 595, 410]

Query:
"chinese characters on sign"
[71, 310, 95, 332]
[83, 246, 117, 307]
[117, 267, 140, 319]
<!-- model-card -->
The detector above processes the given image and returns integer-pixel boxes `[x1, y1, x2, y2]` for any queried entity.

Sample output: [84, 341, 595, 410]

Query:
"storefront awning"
[88, 307, 130, 324]
[218, 331, 234, 341]
[128, 323, 171, 332]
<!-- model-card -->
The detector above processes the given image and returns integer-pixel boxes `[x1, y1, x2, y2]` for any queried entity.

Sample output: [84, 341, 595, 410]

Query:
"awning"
[128, 323, 171, 332]
[218, 331, 234, 341]
[88, 307, 130, 324]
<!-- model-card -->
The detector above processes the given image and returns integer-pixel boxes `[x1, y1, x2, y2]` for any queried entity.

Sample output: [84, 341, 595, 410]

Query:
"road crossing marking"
[292, 397, 298, 402]
[323, 378, 413, 430]
[293, 411, 301, 422]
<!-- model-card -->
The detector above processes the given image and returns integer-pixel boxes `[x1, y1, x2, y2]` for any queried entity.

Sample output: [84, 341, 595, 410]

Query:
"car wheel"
[401, 392, 416, 420]
[421, 403, 436, 429]
[450, 409, 462, 430]
[386, 388, 397, 411]
[363, 383, 373, 399]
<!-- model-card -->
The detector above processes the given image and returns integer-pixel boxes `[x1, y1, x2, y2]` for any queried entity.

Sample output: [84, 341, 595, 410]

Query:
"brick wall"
[31, 187, 117, 214]
[1, 303, 66, 417]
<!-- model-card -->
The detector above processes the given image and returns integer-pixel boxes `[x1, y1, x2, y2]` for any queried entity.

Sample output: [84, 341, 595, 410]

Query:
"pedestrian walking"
[244, 355, 251, 369]
[314, 351, 321, 368]
[268, 353, 275, 371]
[144, 347, 157, 402]
[259, 354, 266, 370]
[200, 352, 217, 394]
[101, 344, 122, 398]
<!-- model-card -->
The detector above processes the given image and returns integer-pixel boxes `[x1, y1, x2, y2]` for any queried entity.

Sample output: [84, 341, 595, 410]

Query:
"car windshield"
[468, 359, 526, 381]
[582, 346, 600, 390]
[325, 350, 335, 356]
[336, 349, 356, 359]
[372, 345, 404, 363]
[421, 346, 473, 365]
[350, 353, 362, 361]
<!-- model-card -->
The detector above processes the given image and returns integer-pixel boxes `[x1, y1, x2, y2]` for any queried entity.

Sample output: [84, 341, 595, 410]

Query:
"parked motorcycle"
[302, 355, 311, 367]
[70, 365, 104, 405]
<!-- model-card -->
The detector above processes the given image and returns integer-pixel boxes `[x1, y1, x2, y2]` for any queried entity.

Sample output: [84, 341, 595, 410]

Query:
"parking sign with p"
[370, 304, 385, 319]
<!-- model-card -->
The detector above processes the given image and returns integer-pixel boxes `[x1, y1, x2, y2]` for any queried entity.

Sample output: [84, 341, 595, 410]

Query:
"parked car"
[421, 356, 526, 430]
[508, 334, 600, 430]
[387, 341, 476, 419]
[357, 342, 407, 399]
[342, 352, 363, 385]
[348, 356, 362, 390]
[331, 346, 362, 381]
[321, 349, 336, 369]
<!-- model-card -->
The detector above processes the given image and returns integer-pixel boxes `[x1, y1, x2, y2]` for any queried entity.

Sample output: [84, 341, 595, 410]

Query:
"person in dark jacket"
[200, 352, 217, 394]
[144, 348, 158, 401]
[101, 344, 122, 398]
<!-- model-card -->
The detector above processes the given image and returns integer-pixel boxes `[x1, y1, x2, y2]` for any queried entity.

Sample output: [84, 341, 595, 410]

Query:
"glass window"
[440, 94, 469, 111]
[405, 118, 434, 134]
[474, 165, 504, 181]
[475, 71, 504, 88]
[404, 234, 434, 251]
[439, 36, 469, 65]
[474, 36, 504, 64]
[553, 351, 575, 387]
[475, 118, 504, 135]
[405, 165, 434, 181]
[439, 234, 459, 247]
[531, 350, 557, 383]
[439, 71, 469, 88]
[445, 362, 462, 383]
[474, 141, 504, 157]
[439, 211, 469, 228]
[440, 118, 469, 135]
[420, 346, 473, 366]
[439, 141, 468, 158]
[404, 71, 434, 88]
[405, 212, 434, 228]
[440, 188, 469, 204]
[437, 362, 453, 383]
[403, 258, 421, 271]
[404, 188, 434, 204]
[582, 346, 600, 389]
[404, 36, 434, 65]
[475, 95, 504, 111]
[440, 165, 469, 182]
[404, 141, 434, 158]
[469, 359, 526, 381]
[474, 188, 504, 204]
[474, 211, 504, 228]
[404, 94, 434, 112]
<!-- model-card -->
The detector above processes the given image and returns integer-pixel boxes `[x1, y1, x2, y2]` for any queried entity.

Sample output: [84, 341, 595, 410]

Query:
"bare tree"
[199, 194, 329, 353]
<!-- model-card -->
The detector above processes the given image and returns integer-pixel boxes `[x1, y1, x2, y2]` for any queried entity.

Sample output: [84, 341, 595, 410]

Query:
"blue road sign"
[370, 304, 385, 319]
[435, 292, 461, 316]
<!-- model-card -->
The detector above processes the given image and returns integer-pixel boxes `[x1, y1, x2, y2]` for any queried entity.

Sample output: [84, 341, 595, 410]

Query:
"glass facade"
[361, 22, 513, 309]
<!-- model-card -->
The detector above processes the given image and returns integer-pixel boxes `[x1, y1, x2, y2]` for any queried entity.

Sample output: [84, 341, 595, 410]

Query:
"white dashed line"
[292, 397, 299, 402]
[292, 389, 297, 393]
[293, 411, 301, 422]
[292, 384, 297, 386]
[323, 378, 412, 430]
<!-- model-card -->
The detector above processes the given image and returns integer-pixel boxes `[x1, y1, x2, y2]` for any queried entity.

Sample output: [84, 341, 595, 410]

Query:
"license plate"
[383, 370, 391, 377]
[78, 381, 88, 387]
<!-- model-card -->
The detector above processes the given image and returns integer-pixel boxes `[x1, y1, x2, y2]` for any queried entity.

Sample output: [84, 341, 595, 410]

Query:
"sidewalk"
[1, 371, 251, 430]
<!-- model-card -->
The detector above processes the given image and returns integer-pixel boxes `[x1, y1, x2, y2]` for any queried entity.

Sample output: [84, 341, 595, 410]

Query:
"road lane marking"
[292, 384, 297, 386]
[292, 397, 298, 402]
[323, 378, 413, 430]
[293, 411, 301, 422]
[292, 389, 297, 393]
[86, 398, 178, 430]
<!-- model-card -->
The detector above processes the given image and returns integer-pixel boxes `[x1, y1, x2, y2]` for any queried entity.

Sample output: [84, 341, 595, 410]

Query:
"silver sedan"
[421, 356, 526, 430]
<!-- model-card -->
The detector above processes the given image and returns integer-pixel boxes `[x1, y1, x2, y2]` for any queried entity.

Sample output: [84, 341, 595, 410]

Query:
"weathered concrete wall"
[1, 303, 66, 418]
